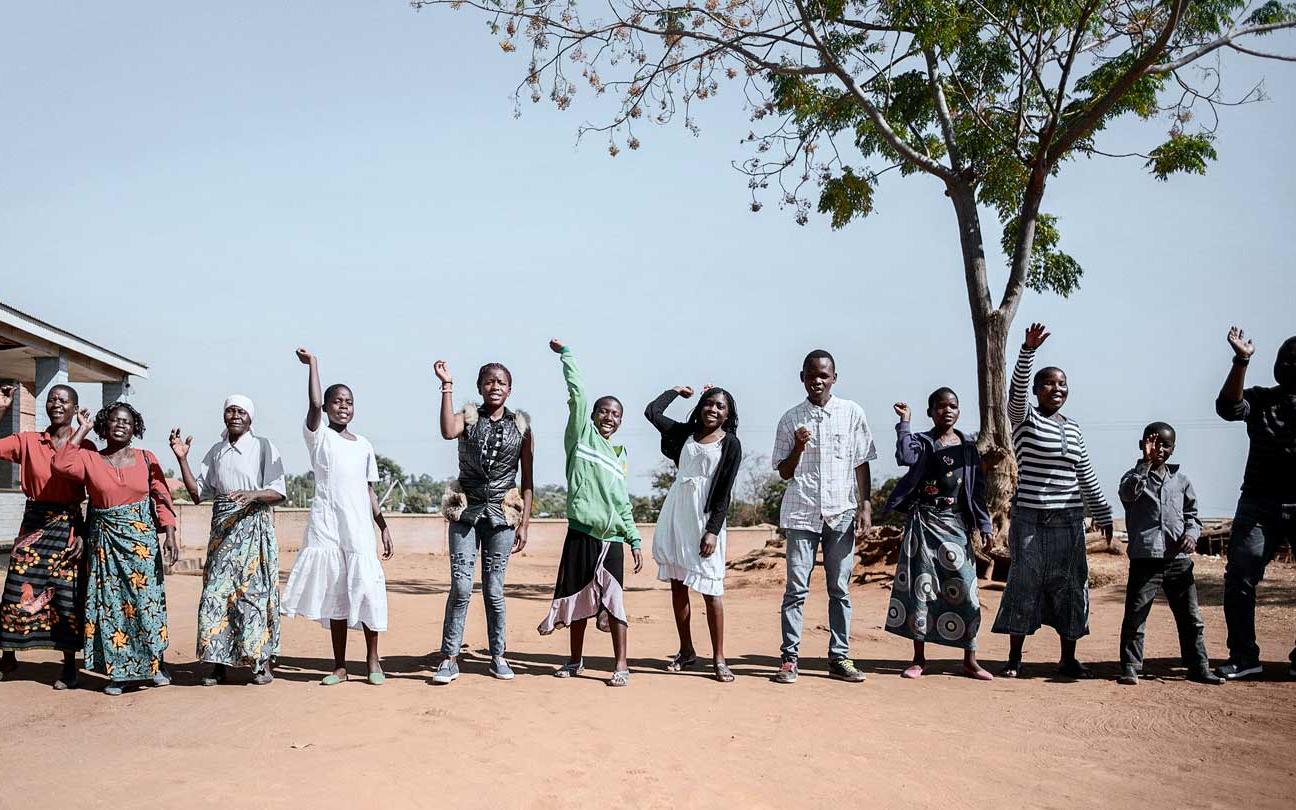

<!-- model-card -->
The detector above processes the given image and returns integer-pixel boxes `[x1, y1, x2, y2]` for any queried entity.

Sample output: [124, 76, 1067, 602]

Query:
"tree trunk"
[948, 183, 1017, 555]
[973, 309, 1016, 554]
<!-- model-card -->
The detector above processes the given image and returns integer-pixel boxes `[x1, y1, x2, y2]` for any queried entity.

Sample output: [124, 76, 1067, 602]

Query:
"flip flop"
[367, 671, 385, 686]
[901, 664, 925, 679]
[963, 667, 994, 681]
[713, 663, 735, 683]
[320, 673, 347, 686]
[666, 653, 697, 672]
[998, 661, 1022, 679]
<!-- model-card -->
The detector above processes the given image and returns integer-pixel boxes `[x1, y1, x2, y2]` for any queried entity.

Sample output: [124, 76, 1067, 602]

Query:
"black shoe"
[1216, 661, 1262, 681]
[1057, 659, 1091, 679]
[201, 663, 228, 687]
[1188, 671, 1224, 685]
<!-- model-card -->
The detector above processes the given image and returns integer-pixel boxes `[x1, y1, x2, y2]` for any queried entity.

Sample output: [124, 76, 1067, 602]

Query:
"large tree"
[418, 0, 1296, 546]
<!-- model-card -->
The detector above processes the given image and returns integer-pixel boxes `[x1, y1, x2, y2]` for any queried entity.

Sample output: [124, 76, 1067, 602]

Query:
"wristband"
[441, 383, 454, 393]
[1231, 355, 1250, 366]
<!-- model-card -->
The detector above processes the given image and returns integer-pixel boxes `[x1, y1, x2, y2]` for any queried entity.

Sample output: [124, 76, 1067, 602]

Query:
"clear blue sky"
[2, 3, 1293, 517]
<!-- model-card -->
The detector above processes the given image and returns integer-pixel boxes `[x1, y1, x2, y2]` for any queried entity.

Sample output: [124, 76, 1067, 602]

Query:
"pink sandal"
[901, 664, 925, 679]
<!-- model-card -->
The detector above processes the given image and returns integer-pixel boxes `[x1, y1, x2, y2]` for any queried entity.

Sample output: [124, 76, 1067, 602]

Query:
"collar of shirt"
[220, 431, 257, 455]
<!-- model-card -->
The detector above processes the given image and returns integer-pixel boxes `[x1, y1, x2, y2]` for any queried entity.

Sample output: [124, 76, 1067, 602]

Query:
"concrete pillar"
[101, 378, 130, 406]
[0, 378, 21, 489]
[34, 351, 69, 431]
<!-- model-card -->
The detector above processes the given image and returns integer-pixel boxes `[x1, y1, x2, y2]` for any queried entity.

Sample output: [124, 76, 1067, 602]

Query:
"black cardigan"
[643, 388, 743, 535]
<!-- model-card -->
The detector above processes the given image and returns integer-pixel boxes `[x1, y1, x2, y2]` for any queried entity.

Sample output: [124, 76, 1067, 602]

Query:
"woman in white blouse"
[171, 395, 287, 686]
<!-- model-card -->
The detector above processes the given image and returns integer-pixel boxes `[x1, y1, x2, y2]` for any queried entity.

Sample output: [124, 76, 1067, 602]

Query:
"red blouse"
[0, 431, 96, 504]
[52, 444, 177, 529]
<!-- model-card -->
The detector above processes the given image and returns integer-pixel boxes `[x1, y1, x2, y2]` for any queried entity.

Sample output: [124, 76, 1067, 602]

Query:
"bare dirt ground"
[2, 547, 1294, 810]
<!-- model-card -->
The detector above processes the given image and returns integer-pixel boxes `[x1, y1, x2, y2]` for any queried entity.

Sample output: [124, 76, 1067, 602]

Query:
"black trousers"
[1119, 557, 1210, 675]
[1223, 495, 1296, 665]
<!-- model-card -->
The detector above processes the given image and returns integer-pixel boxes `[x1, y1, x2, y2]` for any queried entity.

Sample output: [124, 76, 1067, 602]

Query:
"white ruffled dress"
[281, 421, 388, 631]
[652, 437, 727, 596]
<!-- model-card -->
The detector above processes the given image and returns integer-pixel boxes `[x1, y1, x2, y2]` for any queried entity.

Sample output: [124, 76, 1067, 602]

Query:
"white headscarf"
[222, 394, 256, 440]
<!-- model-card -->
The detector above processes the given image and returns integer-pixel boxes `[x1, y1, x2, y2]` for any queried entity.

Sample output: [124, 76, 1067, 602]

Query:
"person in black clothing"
[1215, 327, 1296, 681]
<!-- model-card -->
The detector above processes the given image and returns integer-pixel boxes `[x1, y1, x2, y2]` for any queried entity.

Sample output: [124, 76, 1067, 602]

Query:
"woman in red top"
[54, 402, 178, 695]
[0, 383, 95, 688]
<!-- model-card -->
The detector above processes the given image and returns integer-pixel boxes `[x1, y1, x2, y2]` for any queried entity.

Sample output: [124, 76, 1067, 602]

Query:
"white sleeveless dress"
[281, 421, 388, 631]
[652, 437, 727, 596]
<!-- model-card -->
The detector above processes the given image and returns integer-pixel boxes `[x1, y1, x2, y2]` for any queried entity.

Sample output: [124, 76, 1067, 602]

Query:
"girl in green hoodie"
[537, 339, 643, 687]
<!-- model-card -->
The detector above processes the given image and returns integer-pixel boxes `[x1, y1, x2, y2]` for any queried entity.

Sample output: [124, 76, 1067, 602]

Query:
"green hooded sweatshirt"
[558, 347, 642, 549]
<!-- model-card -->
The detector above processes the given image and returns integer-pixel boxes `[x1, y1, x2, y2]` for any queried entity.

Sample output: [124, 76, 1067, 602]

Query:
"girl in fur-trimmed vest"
[431, 360, 534, 684]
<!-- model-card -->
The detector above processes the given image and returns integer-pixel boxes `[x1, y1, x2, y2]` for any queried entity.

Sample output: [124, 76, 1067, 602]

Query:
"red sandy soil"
[1, 548, 1294, 809]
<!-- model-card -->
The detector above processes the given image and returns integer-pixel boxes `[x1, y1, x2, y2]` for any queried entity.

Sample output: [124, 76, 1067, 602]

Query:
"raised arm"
[297, 348, 322, 432]
[644, 387, 691, 435]
[433, 360, 466, 439]
[51, 408, 96, 482]
[1118, 437, 1159, 506]
[168, 428, 203, 503]
[1010, 324, 1049, 427]
[892, 402, 924, 467]
[1216, 326, 1254, 421]
[551, 339, 588, 436]
[773, 416, 810, 481]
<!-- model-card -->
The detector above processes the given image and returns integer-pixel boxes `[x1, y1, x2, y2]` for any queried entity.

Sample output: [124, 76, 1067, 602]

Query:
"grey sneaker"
[773, 659, 798, 684]
[829, 658, 867, 682]
[432, 657, 460, 685]
[490, 657, 515, 681]
[102, 683, 124, 696]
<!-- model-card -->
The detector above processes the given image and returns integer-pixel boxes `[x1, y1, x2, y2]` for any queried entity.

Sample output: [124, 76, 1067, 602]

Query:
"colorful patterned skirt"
[538, 529, 627, 635]
[1, 500, 83, 652]
[991, 506, 1089, 640]
[196, 498, 280, 668]
[885, 504, 982, 650]
[83, 500, 169, 682]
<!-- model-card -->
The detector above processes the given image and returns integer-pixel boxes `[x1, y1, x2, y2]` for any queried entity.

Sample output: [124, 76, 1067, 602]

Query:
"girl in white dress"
[644, 385, 742, 682]
[281, 348, 394, 686]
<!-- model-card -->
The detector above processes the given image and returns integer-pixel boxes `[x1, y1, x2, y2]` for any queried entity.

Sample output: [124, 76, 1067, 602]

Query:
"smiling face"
[928, 391, 960, 430]
[224, 405, 251, 439]
[1141, 426, 1176, 465]
[698, 391, 729, 432]
[592, 397, 623, 439]
[104, 406, 136, 445]
[1033, 367, 1069, 414]
[801, 358, 837, 405]
[45, 385, 76, 429]
[478, 367, 512, 410]
[324, 385, 354, 427]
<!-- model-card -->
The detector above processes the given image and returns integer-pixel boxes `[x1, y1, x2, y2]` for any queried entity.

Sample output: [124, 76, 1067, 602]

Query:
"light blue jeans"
[440, 518, 515, 658]
[780, 513, 855, 661]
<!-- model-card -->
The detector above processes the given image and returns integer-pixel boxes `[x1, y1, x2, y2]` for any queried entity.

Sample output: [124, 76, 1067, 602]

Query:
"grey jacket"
[1118, 461, 1202, 559]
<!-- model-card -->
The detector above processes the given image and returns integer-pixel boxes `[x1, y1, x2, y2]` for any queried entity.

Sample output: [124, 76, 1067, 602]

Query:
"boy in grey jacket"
[1116, 422, 1222, 685]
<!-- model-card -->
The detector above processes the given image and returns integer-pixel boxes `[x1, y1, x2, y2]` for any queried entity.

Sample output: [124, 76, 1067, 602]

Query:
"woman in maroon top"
[0, 383, 95, 689]
[54, 402, 178, 695]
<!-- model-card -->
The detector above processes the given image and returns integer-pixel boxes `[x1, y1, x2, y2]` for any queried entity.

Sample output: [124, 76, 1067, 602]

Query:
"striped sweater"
[1009, 347, 1113, 525]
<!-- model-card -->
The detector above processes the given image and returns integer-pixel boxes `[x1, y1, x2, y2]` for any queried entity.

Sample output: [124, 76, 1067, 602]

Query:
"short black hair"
[323, 383, 353, 404]
[802, 349, 836, 372]
[477, 363, 513, 387]
[1142, 421, 1176, 441]
[1032, 366, 1066, 390]
[927, 387, 958, 410]
[47, 384, 78, 406]
[94, 401, 145, 439]
[593, 395, 623, 414]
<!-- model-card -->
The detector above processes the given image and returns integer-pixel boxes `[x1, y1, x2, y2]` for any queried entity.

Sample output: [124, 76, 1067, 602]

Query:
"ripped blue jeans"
[439, 518, 515, 658]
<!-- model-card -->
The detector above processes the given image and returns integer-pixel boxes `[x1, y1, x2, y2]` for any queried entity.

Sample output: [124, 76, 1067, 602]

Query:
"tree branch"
[924, 48, 965, 171]
[1147, 19, 1296, 74]
[792, 0, 955, 181]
